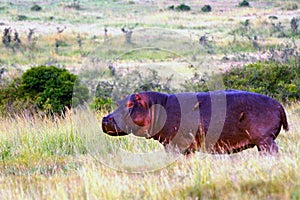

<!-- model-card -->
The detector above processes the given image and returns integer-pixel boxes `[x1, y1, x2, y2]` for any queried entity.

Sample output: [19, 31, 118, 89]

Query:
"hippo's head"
[102, 93, 154, 137]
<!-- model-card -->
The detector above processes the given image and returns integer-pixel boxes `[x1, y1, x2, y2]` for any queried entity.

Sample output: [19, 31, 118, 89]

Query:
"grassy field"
[0, 104, 299, 199]
[1, 0, 300, 199]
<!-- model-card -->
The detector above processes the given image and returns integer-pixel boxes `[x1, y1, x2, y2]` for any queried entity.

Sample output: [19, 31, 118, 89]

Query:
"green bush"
[182, 61, 300, 103]
[0, 77, 30, 115]
[222, 61, 300, 103]
[168, 5, 175, 10]
[20, 66, 89, 114]
[175, 4, 191, 11]
[91, 97, 114, 111]
[239, 0, 250, 7]
[0, 66, 89, 116]
[17, 15, 28, 21]
[181, 72, 209, 92]
[90, 81, 114, 111]
[268, 15, 278, 20]
[31, 4, 42, 11]
[92, 69, 175, 111]
[201, 5, 212, 12]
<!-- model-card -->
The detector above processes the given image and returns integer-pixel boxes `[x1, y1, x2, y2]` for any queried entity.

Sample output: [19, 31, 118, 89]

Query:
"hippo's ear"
[134, 94, 141, 101]
[134, 94, 147, 108]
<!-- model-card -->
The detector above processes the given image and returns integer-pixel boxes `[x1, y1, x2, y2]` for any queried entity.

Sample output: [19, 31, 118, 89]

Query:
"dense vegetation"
[223, 61, 300, 103]
[182, 60, 300, 102]
[0, 66, 89, 115]
[168, 3, 191, 11]
[1, 60, 299, 115]
[239, 0, 250, 7]
[91, 69, 175, 110]
[201, 5, 212, 13]
[92, 60, 300, 111]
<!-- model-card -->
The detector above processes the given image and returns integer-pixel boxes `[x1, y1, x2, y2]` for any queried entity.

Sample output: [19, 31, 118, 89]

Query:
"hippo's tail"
[278, 104, 289, 131]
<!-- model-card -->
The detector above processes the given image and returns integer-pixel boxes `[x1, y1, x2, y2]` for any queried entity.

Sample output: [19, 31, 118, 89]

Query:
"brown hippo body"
[102, 90, 288, 155]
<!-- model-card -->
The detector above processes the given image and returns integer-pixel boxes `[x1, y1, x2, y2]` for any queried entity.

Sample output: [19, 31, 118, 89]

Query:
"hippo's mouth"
[102, 124, 129, 136]
[102, 114, 130, 136]
[105, 130, 128, 136]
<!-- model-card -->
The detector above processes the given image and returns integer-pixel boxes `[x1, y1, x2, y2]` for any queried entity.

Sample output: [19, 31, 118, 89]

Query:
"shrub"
[0, 77, 28, 115]
[0, 66, 89, 116]
[182, 61, 300, 103]
[181, 72, 209, 92]
[222, 61, 300, 103]
[201, 5, 212, 12]
[268, 16, 278, 20]
[31, 4, 42, 11]
[92, 69, 175, 111]
[239, 0, 250, 7]
[168, 5, 175, 10]
[91, 96, 114, 111]
[17, 15, 28, 21]
[91, 81, 114, 110]
[20, 66, 89, 114]
[175, 4, 191, 11]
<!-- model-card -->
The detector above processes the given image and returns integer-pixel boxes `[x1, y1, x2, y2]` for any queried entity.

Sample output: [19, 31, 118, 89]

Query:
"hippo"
[102, 90, 288, 155]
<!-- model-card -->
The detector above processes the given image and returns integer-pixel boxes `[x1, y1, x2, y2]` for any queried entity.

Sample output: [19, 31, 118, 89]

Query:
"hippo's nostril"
[102, 115, 115, 125]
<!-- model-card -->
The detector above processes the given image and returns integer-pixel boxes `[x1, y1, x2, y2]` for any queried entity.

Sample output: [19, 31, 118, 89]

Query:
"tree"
[21, 66, 89, 114]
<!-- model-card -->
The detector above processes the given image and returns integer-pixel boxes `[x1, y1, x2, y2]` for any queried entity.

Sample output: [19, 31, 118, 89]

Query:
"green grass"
[0, 104, 299, 199]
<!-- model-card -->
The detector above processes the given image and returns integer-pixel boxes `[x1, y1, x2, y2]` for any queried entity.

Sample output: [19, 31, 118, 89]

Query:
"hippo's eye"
[126, 101, 134, 109]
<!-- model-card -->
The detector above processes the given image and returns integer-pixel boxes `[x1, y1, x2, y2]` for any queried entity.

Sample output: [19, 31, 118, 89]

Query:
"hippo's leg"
[256, 138, 278, 154]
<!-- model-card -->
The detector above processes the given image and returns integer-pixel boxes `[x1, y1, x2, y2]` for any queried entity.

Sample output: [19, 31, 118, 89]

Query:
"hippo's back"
[196, 90, 288, 153]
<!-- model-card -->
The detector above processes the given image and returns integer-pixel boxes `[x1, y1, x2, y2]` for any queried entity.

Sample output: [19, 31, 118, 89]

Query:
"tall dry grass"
[0, 103, 299, 199]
